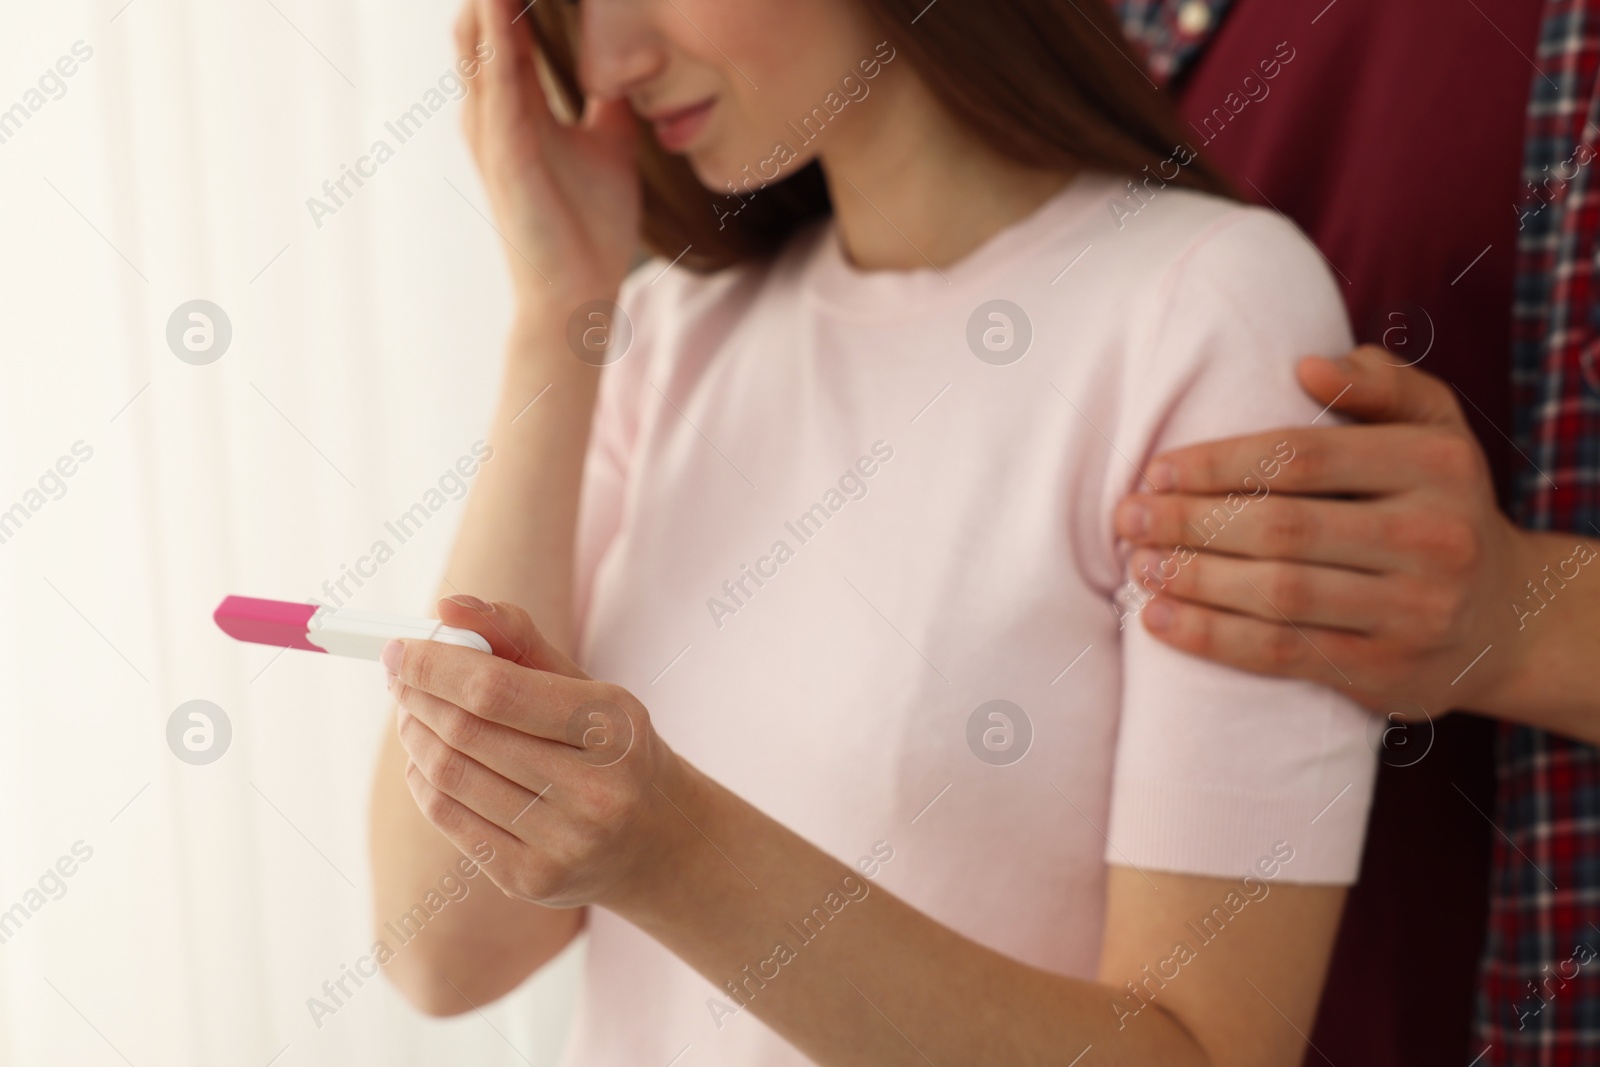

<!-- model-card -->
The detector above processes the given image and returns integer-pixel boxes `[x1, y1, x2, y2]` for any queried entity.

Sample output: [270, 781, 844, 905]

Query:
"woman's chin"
[682, 149, 739, 195]
[684, 149, 818, 203]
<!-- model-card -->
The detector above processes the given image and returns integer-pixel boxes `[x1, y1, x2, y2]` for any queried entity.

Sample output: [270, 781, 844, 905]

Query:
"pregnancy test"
[213, 595, 492, 660]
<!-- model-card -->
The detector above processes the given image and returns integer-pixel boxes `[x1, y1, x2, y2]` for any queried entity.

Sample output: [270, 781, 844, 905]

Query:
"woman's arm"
[1113, 346, 1600, 741]
[384, 604, 1348, 1066]
[368, 0, 642, 1012]
[623, 771, 1344, 1067]
[367, 333, 598, 1014]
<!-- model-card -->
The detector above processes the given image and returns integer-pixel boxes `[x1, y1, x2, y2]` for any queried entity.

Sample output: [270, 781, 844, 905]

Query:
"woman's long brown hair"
[528, 0, 1231, 272]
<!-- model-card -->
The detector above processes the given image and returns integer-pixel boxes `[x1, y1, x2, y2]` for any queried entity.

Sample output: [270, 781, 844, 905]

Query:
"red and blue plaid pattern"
[1115, 0, 1600, 1060]
[1113, 0, 1234, 86]
[1479, 0, 1600, 1059]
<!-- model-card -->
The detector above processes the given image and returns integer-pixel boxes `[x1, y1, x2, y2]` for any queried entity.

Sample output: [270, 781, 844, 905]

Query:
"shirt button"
[1177, 0, 1212, 36]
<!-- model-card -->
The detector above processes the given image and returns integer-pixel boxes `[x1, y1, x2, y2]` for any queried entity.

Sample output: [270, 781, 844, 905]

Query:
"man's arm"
[1112, 346, 1600, 741]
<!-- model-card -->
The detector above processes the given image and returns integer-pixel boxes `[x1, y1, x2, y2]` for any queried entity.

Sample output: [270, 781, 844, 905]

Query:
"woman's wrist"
[495, 306, 603, 394]
[513, 274, 626, 336]
[598, 751, 728, 923]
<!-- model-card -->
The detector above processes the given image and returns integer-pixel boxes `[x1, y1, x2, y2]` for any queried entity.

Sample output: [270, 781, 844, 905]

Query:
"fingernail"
[1329, 353, 1358, 375]
[1145, 599, 1175, 631]
[445, 594, 492, 612]
[381, 639, 404, 674]
[1148, 461, 1176, 491]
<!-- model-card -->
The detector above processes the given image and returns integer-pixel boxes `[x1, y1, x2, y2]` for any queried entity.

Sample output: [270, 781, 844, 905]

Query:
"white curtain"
[0, 2, 580, 1063]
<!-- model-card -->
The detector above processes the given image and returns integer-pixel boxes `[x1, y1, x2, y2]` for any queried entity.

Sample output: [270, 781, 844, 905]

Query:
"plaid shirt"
[1116, 0, 1600, 1061]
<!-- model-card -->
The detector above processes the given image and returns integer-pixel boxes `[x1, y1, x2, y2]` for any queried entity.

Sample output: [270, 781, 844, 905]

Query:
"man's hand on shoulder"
[1112, 346, 1599, 740]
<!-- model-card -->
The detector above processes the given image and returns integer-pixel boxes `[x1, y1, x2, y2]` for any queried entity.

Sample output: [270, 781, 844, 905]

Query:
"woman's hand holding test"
[390, 594, 682, 912]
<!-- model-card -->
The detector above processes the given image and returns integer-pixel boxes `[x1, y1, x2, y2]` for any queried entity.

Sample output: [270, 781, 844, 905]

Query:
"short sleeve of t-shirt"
[1102, 207, 1378, 885]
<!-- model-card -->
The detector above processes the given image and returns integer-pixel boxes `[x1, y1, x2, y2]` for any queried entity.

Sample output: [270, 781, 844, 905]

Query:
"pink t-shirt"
[559, 171, 1377, 1066]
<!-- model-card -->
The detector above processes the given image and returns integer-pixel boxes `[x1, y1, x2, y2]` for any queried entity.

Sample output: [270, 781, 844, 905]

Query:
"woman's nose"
[578, 0, 668, 99]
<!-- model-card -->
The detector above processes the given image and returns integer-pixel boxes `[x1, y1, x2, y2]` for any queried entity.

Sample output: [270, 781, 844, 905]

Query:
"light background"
[0, 1, 582, 1063]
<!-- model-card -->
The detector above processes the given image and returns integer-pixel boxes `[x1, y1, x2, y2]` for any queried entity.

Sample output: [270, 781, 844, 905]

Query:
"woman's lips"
[649, 98, 715, 152]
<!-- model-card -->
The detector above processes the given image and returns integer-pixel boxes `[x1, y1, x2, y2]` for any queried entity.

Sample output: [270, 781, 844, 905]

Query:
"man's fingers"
[1297, 345, 1468, 429]
[1144, 422, 1478, 497]
[1115, 493, 1404, 571]
[1129, 550, 1387, 632]
[1137, 596, 1368, 697]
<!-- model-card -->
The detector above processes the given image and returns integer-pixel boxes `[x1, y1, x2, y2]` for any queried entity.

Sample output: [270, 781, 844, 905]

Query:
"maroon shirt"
[1171, 1, 1545, 1063]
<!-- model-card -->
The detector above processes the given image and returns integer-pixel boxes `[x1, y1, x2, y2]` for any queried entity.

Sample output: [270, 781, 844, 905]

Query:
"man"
[1112, 1, 1600, 1064]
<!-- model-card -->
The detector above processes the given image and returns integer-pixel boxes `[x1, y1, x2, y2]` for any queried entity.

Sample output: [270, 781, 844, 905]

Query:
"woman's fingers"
[450, 0, 641, 308]
[435, 596, 590, 679]
[392, 679, 568, 799]
[455, 0, 556, 166]
[491, 0, 542, 81]
[581, 93, 641, 156]
[393, 665, 658, 908]
[397, 704, 549, 833]
[454, 0, 478, 67]
[387, 602, 638, 807]
[401, 759, 533, 887]
[386, 637, 624, 750]
[477, 0, 554, 141]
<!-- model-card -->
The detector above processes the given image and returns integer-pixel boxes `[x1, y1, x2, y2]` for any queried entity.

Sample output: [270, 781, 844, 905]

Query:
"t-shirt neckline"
[799, 169, 1112, 322]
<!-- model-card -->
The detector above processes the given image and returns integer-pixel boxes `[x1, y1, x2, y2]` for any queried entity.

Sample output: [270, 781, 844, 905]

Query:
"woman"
[368, 0, 1378, 1063]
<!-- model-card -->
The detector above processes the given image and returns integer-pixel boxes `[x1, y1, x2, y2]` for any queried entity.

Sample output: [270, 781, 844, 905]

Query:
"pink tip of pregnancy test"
[213, 595, 325, 652]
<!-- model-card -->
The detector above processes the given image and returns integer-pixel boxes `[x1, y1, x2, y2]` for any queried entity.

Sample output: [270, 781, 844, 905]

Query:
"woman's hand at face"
[386, 595, 679, 909]
[455, 0, 641, 316]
